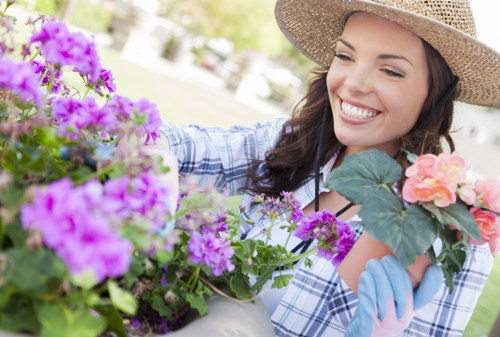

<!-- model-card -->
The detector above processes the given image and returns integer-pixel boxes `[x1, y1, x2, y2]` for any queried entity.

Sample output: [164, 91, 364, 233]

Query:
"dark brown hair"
[247, 40, 458, 197]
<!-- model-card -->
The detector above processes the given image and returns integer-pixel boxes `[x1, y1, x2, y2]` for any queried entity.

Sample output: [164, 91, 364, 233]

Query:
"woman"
[149, 0, 500, 335]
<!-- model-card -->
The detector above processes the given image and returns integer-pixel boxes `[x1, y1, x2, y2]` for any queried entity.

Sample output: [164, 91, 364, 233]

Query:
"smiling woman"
[153, 0, 500, 336]
[327, 12, 430, 156]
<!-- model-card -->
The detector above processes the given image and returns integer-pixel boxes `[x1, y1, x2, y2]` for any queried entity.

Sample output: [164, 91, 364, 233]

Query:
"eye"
[381, 68, 405, 78]
[334, 52, 353, 62]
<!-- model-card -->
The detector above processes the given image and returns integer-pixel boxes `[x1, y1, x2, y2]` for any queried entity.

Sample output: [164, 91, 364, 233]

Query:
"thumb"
[413, 265, 443, 310]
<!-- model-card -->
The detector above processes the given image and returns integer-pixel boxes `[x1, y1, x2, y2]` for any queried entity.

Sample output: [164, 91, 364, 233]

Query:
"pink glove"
[345, 256, 443, 337]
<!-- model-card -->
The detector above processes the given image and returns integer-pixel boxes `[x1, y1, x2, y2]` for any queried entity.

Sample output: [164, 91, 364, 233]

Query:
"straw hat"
[275, 0, 500, 108]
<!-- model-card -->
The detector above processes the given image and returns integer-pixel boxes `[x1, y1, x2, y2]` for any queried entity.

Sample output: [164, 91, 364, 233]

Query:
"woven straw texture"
[276, 0, 500, 108]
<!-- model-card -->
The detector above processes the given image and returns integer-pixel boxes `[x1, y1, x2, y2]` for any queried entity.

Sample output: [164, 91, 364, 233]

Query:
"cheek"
[326, 63, 343, 93]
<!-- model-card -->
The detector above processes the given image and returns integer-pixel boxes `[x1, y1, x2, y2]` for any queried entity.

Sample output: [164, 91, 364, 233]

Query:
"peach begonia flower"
[406, 154, 437, 178]
[469, 207, 500, 256]
[475, 177, 500, 212]
[433, 152, 469, 185]
[402, 176, 456, 207]
[457, 184, 476, 205]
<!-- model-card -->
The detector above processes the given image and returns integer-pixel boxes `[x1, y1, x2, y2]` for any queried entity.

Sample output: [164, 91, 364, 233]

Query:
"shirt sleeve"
[159, 117, 286, 194]
[402, 243, 493, 336]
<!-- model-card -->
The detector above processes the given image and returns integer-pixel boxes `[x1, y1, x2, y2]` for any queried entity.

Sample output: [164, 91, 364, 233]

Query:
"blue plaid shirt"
[160, 118, 493, 337]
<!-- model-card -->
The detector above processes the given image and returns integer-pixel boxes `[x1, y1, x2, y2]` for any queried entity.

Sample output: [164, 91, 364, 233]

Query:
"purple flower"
[103, 172, 172, 232]
[0, 57, 43, 107]
[332, 221, 356, 266]
[293, 210, 355, 266]
[103, 94, 135, 120]
[90, 67, 116, 94]
[30, 21, 102, 81]
[130, 317, 142, 329]
[31, 60, 63, 93]
[20, 178, 133, 282]
[135, 98, 161, 144]
[187, 232, 235, 276]
[52, 96, 120, 138]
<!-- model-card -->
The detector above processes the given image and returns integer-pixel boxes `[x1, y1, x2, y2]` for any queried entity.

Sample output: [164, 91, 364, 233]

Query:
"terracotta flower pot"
[337, 232, 432, 294]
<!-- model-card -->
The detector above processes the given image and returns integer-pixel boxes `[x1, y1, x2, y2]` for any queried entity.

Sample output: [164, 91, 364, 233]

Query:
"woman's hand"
[345, 256, 443, 337]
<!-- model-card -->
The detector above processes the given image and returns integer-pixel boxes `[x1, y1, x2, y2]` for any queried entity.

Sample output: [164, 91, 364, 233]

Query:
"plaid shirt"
[160, 118, 493, 337]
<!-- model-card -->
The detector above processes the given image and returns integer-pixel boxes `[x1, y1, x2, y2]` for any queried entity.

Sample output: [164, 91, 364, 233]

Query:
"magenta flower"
[0, 57, 43, 107]
[31, 60, 63, 93]
[135, 98, 161, 144]
[90, 67, 116, 94]
[20, 178, 133, 282]
[30, 20, 102, 82]
[187, 232, 235, 276]
[104, 94, 134, 120]
[294, 209, 355, 266]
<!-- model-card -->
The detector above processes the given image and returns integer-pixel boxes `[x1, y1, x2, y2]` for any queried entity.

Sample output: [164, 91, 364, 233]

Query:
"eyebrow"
[337, 38, 414, 66]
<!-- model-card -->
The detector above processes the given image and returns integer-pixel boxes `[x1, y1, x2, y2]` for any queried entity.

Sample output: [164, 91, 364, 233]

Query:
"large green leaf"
[185, 292, 209, 316]
[4, 248, 67, 295]
[108, 280, 138, 315]
[359, 189, 437, 267]
[422, 202, 481, 242]
[326, 149, 403, 204]
[36, 304, 106, 337]
[229, 271, 253, 300]
[95, 305, 127, 337]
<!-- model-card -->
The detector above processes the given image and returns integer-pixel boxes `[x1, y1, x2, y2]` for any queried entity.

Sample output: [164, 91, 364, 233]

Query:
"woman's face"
[327, 12, 429, 156]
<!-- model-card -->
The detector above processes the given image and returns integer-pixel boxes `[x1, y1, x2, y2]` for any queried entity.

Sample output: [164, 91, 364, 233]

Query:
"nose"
[343, 63, 372, 94]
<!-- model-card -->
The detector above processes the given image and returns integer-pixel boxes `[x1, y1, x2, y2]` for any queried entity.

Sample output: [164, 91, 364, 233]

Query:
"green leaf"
[95, 305, 127, 337]
[108, 280, 138, 315]
[271, 274, 293, 289]
[326, 149, 402, 204]
[0, 296, 40, 333]
[4, 248, 67, 295]
[123, 255, 144, 288]
[422, 202, 481, 242]
[4, 219, 28, 247]
[359, 189, 437, 267]
[229, 271, 253, 300]
[185, 292, 209, 316]
[0, 184, 24, 209]
[36, 304, 106, 337]
[152, 293, 173, 317]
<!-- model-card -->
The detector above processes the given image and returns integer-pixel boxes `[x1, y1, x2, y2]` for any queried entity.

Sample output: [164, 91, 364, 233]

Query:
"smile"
[341, 101, 379, 119]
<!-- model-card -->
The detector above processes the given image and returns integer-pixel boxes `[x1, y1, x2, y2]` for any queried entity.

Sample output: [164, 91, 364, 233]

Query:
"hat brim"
[276, 0, 500, 108]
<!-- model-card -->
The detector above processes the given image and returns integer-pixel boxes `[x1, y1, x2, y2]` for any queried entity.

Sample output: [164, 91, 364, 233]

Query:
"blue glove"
[345, 256, 443, 337]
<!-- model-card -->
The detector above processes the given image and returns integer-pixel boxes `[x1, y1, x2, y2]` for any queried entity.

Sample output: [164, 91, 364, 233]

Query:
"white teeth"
[341, 101, 377, 119]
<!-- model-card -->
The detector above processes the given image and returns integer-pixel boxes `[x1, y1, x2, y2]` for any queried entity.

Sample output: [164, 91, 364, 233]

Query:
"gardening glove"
[344, 255, 443, 337]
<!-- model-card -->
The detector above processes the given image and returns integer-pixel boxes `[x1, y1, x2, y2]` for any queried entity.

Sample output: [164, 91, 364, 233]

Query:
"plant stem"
[260, 247, 317, 267]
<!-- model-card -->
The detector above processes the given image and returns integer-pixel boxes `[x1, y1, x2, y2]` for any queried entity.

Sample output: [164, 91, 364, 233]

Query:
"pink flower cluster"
[51, 94, 161, 142]
[30, 21, 102, 82]
[20, 178, 133, 282]
[402, 152, 500, 255]
[187, 232, 235, 276]
[294, 209, 355, 266]
[20, 172, 173, 281]
[0, 57, 43, 107]
[402, 152, 469, 208]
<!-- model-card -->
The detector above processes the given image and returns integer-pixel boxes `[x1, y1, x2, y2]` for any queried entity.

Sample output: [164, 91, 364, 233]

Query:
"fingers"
[413, 264, 443, 310]
[356, 271, 378, 335]
[380, 256, 412, 319]
[365, 258, 392, 321]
